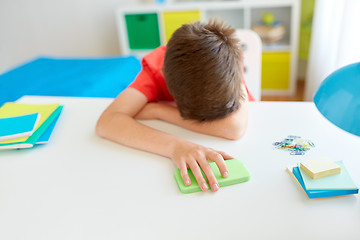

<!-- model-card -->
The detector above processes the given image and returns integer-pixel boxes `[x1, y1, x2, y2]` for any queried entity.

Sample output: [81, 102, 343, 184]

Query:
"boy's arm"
[96, 88, 231, 192]
[136, 82, 249, 140]
[135, 99, 248, 140]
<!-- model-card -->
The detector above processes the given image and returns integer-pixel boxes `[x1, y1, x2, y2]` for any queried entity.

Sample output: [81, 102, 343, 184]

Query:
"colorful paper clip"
[273, 135, 314, 155]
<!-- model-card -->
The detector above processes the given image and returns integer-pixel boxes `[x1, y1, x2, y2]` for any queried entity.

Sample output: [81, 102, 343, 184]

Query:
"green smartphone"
[174, 158, 250, 194]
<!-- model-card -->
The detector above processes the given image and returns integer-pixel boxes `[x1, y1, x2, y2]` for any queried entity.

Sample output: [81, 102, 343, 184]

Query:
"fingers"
[188, 160, 210, 191]
[179, 161, 191, 186]
[188, 151, 221, 192]
[208, 152, 231, 177]
[197, 160, 220, 192]
[172, 142, 233, 192]
[216, 150, 234, 160]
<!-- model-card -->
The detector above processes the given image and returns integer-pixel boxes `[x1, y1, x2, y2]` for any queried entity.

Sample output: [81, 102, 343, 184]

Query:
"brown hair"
[164, 19, 245, 122]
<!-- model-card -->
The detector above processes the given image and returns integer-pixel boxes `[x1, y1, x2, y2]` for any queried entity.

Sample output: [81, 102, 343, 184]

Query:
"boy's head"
[164, 19, 245, 122]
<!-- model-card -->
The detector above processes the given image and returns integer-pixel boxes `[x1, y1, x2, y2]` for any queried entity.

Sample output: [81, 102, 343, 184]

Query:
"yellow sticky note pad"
[300, 158, 341, 179]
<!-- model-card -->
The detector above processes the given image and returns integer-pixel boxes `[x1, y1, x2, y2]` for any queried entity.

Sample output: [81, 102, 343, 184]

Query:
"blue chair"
[314, 62, 360, 136]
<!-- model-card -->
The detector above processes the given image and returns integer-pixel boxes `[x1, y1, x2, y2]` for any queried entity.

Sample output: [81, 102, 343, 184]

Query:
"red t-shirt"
[129, 46, 256, 102]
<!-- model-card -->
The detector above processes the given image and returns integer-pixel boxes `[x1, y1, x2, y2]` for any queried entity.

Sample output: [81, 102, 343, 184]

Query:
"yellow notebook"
[0, 102, 60, 145]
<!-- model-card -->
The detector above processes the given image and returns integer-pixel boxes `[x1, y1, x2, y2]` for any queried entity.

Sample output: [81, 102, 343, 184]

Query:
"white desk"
[1, 96, 359, 240]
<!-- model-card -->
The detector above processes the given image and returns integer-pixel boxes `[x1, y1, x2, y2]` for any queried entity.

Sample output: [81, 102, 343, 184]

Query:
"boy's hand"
[171, 140, 232, 192]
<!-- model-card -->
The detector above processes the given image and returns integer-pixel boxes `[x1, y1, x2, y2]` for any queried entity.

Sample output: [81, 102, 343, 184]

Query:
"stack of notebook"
[287, 158, 358, 199]
[0, 102, 63, 150]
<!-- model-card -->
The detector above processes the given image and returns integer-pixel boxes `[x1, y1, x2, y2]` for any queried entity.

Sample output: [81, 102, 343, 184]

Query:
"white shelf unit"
[116, 0, 300, 96]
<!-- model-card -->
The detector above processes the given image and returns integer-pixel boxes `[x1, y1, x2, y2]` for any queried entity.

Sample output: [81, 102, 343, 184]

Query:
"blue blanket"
[0, 56, 141, 105]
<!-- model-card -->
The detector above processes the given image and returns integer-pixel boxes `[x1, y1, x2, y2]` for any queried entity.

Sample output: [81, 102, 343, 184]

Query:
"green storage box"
[125, 13, 161, 50]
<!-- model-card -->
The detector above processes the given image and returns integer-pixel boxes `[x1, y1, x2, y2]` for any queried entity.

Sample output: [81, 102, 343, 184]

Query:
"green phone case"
[174, 158, 250, 194]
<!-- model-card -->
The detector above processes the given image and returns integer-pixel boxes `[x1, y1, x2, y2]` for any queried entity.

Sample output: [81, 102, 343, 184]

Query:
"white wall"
[304, 0, 360, 101]
[0, 0, 141, 73]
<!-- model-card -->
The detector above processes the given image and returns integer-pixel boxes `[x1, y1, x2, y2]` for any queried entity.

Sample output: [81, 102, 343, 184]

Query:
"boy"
[96, 20, 255, 192]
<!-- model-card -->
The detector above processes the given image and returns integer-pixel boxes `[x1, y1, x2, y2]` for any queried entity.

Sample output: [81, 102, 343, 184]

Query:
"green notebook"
[174, 158, 250, 194]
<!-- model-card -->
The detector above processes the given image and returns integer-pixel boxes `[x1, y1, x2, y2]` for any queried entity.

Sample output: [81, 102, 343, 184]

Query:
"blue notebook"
[292, 166, 358, 199]
[36, 108, 62, 144]
[0, 113, 40, 141]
